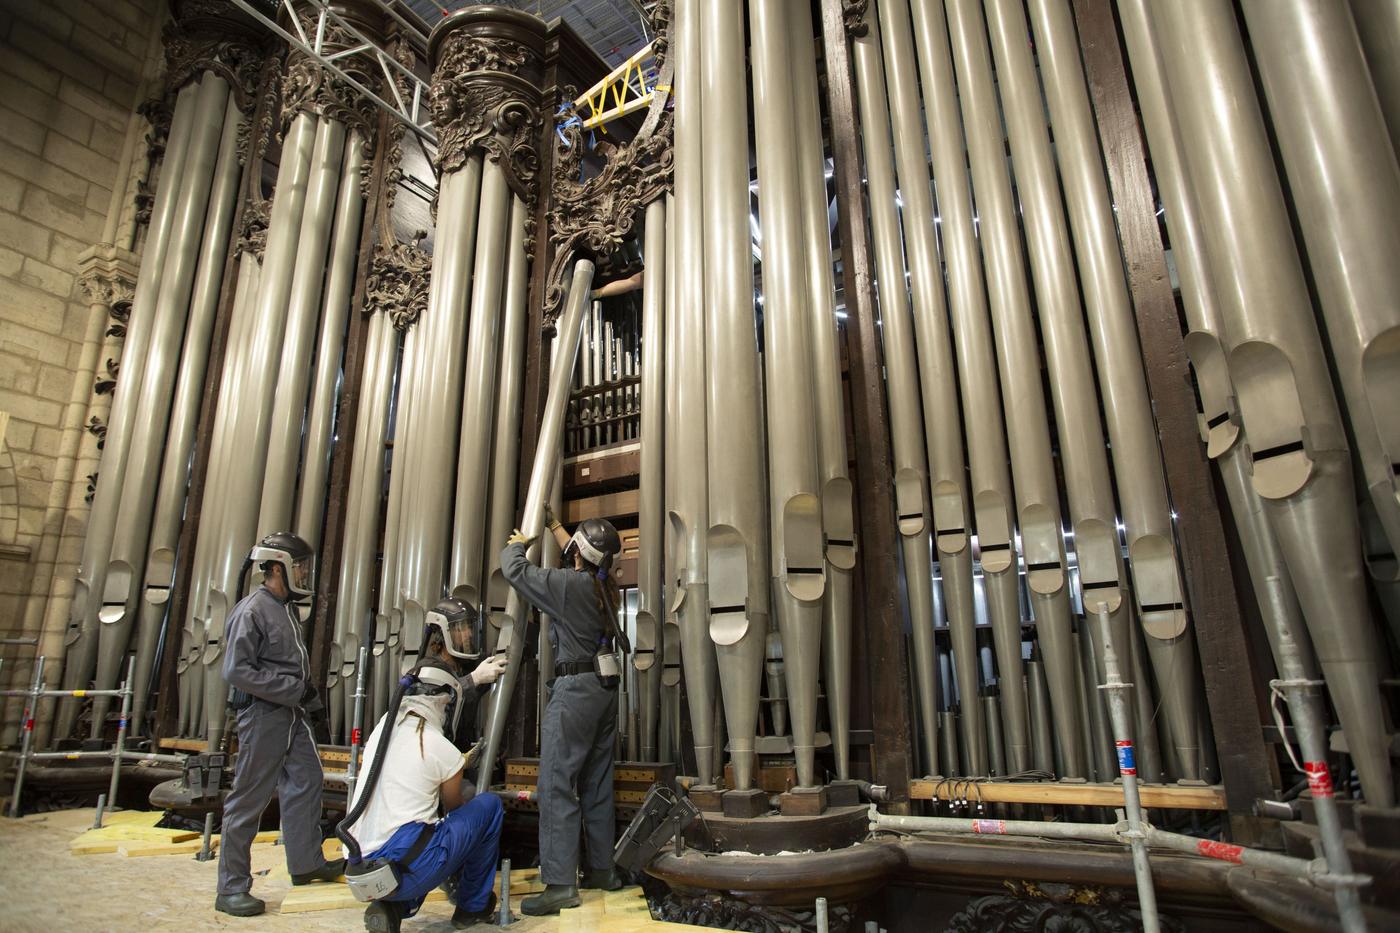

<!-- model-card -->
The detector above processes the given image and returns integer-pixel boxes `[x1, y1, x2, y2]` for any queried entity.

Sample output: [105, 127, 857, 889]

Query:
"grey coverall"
[216, 585, 326, 896]
[501, 541, 618, 886]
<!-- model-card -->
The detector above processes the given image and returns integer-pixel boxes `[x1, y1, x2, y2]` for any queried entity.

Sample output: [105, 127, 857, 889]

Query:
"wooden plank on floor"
[909, 778, 1227, 810]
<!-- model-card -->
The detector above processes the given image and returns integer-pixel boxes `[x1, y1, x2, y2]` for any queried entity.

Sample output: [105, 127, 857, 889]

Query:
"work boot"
[521, 883, 581, 915]
[214, 892, 266, 917]
[363, 899, 406, 933]
[452, 891, 498, 928]
[292, 858, 347, 885]
[580, 868, 623, 891]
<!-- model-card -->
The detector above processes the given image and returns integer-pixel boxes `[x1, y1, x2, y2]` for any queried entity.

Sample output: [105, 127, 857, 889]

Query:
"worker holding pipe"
[502, 508, 626, 915]
[347, 598, 509, 933]
[215, 532, 344, 917]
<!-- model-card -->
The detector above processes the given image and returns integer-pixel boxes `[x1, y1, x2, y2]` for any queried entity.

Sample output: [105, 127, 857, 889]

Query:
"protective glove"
[470, 654, 509, 686]
[301, 682, 321, 709]
[463, 738, 485, 770]
[506, 528, 536, 548]
[543, 503, 561, 531]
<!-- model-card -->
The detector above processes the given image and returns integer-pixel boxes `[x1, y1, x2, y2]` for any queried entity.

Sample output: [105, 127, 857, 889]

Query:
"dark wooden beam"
[1069, 0, 1277, 844]
[155, 58, 282, 740]
[818, 0, 913, 812]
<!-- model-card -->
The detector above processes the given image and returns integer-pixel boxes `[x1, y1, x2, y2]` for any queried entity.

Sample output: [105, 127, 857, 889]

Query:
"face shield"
[288, 554, 315, 599]
[247, 539, 316, 602]
[425, 600, 483, 662]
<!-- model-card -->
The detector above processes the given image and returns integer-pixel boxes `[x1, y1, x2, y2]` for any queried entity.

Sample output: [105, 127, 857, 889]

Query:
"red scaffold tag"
[1304, 761, 1334, 799]
[351, 728, 362, 747]
[24, 718, 33, 732]
[972, 819, 1006, 835]
[1196, 839, 1244, 864]
[1115, 740, 1137, 776]
[517, 791, 531, 802]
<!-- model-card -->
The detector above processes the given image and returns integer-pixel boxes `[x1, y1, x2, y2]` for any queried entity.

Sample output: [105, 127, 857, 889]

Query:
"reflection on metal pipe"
[1026, 658, 1054, 774]
[1150, 0, 1392, 805]
[787, 0, 855, 782]
[701, 0, 770, 793]
[1242, 0, 1400, 617]
[751, 0, 824, 789]
[1079, 621, 1114, 782]
[1348, 0, 1400, 157]
[637, 198, 667, 761]
[59, 84, 199, 740]
[938, 709, 960, 778]
[198, 111, 318, 747]
[450, 157, 513, 610]
[957, 0, 1079, 777]
[670, 0, 717, 786]
[130, 98, 243, 737]
[1028, 0, 1203, 781]
[882, 0, 988, 777]
[478, 260, 595, 783]
[984, 693, 1005, 777]
[852, 4, 940, 778]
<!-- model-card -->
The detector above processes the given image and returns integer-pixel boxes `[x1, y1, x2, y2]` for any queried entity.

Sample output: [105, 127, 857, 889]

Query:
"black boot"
[214, 892, 266, 917]
[292, 857, 347, 885]
[580, 868, 623, 891]
[521, 883, 581, 915]
[363, 899, 406, 933]
[452, 891, 499, 928]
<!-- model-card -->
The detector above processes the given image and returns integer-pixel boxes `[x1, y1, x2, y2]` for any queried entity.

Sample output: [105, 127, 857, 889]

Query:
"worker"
[215, 532, 344, 917]
[347, 598, 509, 933]
[501, 509, 626, 915]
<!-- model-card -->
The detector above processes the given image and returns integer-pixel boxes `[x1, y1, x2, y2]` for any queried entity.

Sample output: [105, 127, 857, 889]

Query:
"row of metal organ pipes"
[37, 0, 1400, 808]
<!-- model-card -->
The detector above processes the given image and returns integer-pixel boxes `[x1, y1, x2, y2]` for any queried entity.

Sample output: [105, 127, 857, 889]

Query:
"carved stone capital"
[428, 9, 547, 206]
[237, 197, 272, 260]
[366, 237, 431, 332]
[77, 244, 140, 316]
[164, 0, 268, 112]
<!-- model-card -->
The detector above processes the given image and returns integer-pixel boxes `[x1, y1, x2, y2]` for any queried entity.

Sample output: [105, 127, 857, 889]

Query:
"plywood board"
[908, 778, 1227, 810]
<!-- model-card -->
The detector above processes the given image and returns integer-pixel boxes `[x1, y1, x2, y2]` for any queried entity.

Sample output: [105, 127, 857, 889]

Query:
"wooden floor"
[0, 807, 709, 932]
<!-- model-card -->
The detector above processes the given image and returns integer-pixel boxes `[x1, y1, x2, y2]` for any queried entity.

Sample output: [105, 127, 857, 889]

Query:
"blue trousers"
[367, 794, 504, 915]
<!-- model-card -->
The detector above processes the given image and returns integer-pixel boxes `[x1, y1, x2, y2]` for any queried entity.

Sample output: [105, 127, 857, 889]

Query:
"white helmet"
[248, 531, 315, 601]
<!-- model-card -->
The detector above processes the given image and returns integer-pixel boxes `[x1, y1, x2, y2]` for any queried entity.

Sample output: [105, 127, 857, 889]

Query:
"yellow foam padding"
[117, 839, 214, 857]
[69, 821, 200, 855]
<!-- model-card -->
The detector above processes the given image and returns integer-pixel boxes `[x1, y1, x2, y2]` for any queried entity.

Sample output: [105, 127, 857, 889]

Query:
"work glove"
[507, 528, 536, 548]
[544, 503, 561, 532]
[301, 682, 321, 710]
[463, 738, 486, 771]
[470, 654, 509, 687]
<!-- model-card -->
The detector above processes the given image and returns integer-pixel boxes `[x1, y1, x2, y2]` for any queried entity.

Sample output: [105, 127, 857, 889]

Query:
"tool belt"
[554, 661, 593, 677]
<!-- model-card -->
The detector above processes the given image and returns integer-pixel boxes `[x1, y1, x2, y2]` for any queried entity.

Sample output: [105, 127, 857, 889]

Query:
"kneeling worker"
[346, 598, 509, 933]
[501, 509, 626, 915]
[216, 532, 344, 917]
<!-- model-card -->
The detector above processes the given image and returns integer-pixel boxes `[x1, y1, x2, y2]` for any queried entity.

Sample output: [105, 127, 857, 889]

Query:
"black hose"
[336, 672, 414, 864]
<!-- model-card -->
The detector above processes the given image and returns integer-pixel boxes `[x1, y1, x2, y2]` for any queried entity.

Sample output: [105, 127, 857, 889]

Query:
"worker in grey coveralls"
[501, 510, 625, 915]
[214, 532, 345, 917]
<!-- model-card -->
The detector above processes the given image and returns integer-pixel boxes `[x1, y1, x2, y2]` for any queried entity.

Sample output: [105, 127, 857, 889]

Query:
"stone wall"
[0, 0, 164, 739]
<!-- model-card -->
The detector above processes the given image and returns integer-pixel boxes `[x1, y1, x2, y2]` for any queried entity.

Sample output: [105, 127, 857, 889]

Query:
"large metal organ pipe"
[851, 3, 941, 777]
[952, 0, 1081, 778]
[1030, 0, 1205, 781]
[1150, 0, 1394, 805]
[57, 84, 200, 739]
[636, 199, 667, 762]
[786, 0, 855, 782]
[879, 0, 990, 777]
[749, 0, 826, 790]
[669, 0, 718, 787]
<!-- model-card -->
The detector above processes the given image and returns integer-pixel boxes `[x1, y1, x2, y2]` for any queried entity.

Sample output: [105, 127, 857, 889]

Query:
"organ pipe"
[636, 198, 667, 761]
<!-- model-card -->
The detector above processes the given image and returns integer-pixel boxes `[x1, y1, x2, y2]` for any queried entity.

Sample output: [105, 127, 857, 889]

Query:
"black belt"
[554, 661, 592, 677]
[397, 821, 436, 871]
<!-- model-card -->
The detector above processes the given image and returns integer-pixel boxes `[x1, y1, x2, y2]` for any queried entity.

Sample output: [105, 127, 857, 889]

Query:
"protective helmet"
[565, 518, 623, 573]
[249, 531, 315, 601]
[424, 597, 483, 662]
[403, 659, 465, 738]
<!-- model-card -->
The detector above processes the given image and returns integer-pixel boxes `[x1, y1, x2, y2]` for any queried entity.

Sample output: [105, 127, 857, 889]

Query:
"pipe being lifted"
[1028, 0, 1204, 781]
[1242, 0, 1400, 628]
[659, 191, 681, 766]
[699, 0, 769, 792]
[1151, 0, 1393, 806]
[198, 111, 318, 747]
[955, 0, 1086, 779]
[1348, 0, 1400, 157]
[669, 0, 718, 787]
[786, 0, 855, 781]
[987, 0, 1146, 780]
[57, 84, 199, 741]
[90, 76, 233, 736]
[636, 198, 667, 762]
[750, 0, 826, 790]
[477, 260, 596, 784]
[450, 157, 514, 610]
[851, 3, 940, 777]
[881, 0, 990, 777]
